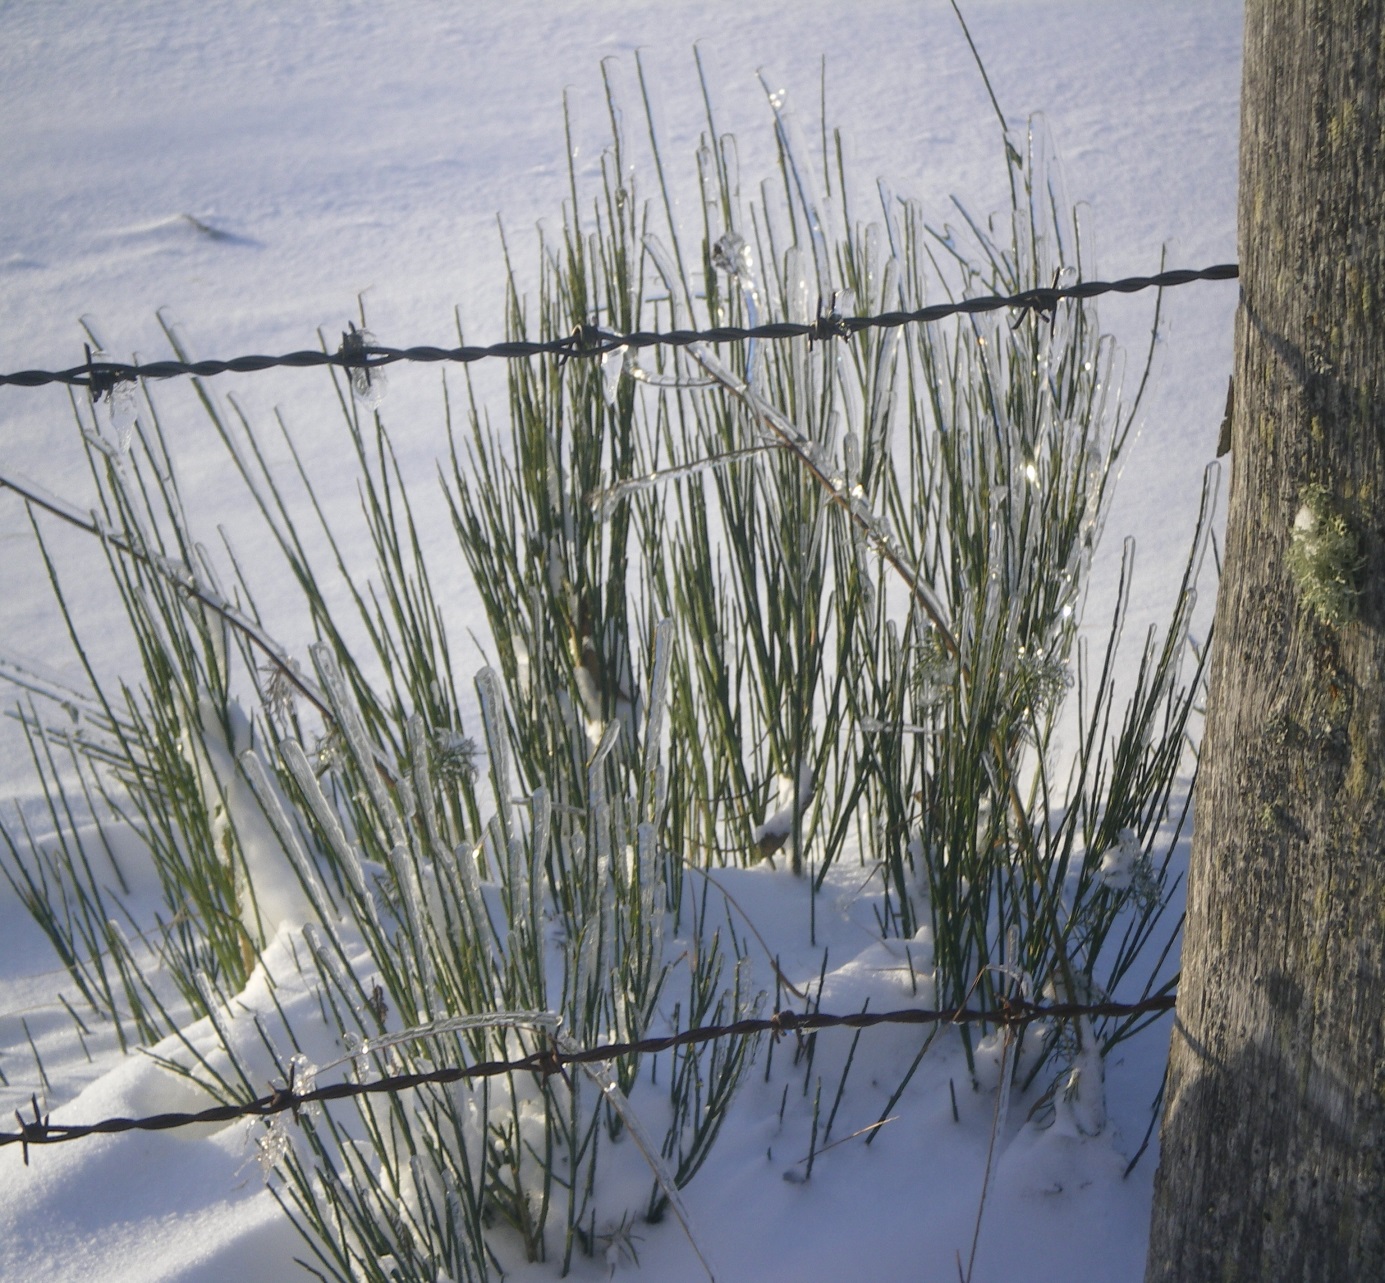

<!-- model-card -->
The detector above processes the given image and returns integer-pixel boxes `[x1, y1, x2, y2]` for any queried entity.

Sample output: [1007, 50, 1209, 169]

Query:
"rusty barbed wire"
[1, 993, 1174, 1161]
[0, 264, 1237, 394]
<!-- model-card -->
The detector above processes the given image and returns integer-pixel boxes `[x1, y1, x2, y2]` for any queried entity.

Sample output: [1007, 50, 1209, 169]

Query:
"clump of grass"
[1, 42, 1211, 1283]
[446, 46, 1208, 1092]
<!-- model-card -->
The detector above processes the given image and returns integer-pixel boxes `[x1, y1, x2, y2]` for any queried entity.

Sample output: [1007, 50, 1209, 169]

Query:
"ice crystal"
[89, 349, 139, 453]
[254, 1116, 293, 1181]
[341, 322, 387, 408]
[711, 231, 753, 280]
[1014, 645, 1072, 721]
[261, 658, 302, 719]
[1096, 828, 1159, 906]
[432, 728, 479, 783]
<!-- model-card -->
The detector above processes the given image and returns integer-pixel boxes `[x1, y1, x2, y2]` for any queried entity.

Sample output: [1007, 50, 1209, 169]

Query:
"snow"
[0, 2, 1241, 1280]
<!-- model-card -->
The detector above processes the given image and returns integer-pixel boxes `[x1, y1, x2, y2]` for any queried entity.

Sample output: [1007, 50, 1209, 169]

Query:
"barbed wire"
[0, 264, 1237, 395]
[2, 994, 1174, 1161]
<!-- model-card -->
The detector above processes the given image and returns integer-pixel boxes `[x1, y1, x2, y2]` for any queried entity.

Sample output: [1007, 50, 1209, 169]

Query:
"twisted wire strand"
[0, 265, 1237, 392]
[3, 994, 1174, 1158]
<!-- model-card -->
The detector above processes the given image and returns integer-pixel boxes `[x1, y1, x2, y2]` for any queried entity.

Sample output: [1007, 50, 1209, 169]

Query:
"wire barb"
[82, 343, 129, 404]
[556, 323, 615, 367]
[808, 292, 851, 345]
[1008, 268, 1064, 334]
[261, 1061, 303, 1124]
[15, 1095, 50, 1167]
[337, 321, 380, 389]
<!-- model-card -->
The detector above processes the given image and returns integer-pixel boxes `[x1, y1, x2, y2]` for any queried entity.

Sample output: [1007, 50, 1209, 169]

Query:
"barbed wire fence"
[0, 264, 1237, 395]
[0, 259, 1228, 1168]
[2, 994, 1175, 1162]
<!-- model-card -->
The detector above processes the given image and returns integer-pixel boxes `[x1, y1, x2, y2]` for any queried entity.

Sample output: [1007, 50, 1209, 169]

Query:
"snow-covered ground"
[0, 3, 1240, 1280]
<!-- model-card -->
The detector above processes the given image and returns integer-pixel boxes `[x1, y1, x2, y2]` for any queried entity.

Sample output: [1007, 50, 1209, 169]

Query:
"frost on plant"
[1097, 828, 1144, 894]
[341, 320, 387, 409]
[431, 727, 480, 783]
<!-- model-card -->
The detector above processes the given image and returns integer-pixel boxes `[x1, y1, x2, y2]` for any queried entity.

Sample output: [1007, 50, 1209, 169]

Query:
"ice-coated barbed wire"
[0, 264, 1238, 393]
[2, 993, 1175, 1160]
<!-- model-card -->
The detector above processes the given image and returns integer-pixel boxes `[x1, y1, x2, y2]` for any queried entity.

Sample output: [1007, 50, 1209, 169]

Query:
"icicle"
[450, 837, 488, 939]
[312, 643, 405, 848]
[587, 718, 621, 811]
[721, 132, 742, 209]
[280, 738, 371, 908]
[711, 229, 764, 386]
[506, 832, 528, 934]
[600, 340, 626, 408]
[642, 619, 673, 801]
[587, 447, 768, 520]
[759, 75, 833, 303]
[407, 714, 448, 861]
[388, 843, 435, 1016]
[475, 667, 513, 842]
[696, 142, 721, 270]
[355, 1009, 561, 1060]
[781, 245, 813, 325]
[574, 913, 601, 1030]
[253, 1114, 294, 1181]
[194, 970, 235, 1049]
[87, 349, 139, 454]
[238, 749, 338, 942]
[303, 922, 366, 1026]
[636, 820, 664, 960]
[866, 257, 902, 462]
[732, 955, 764, 1020]
[288, 1052, 319, 1101]
[642, 233, 691, 330]
[530, 785, 551, 929]
[843, 431, 860, 493]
